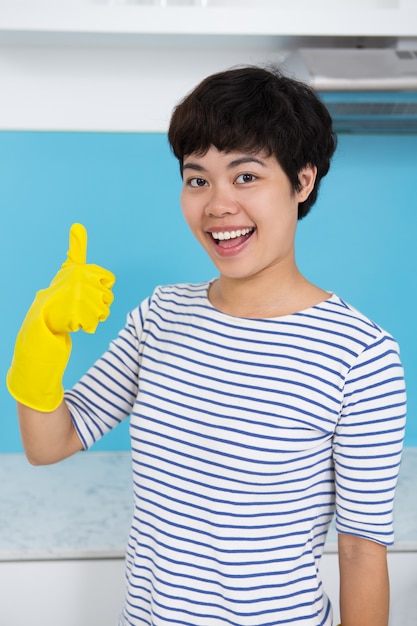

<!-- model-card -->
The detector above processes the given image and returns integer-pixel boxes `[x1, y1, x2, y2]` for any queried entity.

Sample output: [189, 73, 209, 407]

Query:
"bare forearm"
[18, 400, 83, 465]
[339, 533, 389, 626]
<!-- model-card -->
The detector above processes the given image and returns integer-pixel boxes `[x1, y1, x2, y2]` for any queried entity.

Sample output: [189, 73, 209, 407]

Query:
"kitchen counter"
[1, 448, 416, 561]
[0, 451, 133, 561]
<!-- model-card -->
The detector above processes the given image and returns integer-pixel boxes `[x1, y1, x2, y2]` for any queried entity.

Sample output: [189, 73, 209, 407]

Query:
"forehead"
[182, 147, 275, 170]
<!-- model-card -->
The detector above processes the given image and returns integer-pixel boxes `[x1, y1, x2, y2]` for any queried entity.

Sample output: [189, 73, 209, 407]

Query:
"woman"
[7, 66, 406, 626]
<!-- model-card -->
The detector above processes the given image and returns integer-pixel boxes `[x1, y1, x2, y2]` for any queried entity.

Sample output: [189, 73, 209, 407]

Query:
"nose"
[205, 185, 238, 217]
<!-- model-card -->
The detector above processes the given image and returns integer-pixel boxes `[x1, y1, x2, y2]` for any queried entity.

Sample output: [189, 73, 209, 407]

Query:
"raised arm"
[17, 400, 83, 465]
[7, 224, 115, 465]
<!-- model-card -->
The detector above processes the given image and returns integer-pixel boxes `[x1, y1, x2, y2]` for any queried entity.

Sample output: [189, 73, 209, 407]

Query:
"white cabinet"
[1, 0, 416, 131]
[0, 0, 417, 41]
[320, 551, 417, 626]
[0, 559, 126, 626]
[0, 552, 415, 626]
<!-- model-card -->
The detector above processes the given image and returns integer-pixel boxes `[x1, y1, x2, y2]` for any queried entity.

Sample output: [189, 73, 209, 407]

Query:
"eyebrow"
[182, 155, 267, 173]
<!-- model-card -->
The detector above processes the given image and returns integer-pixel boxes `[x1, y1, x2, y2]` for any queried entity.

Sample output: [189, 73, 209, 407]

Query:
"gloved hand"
[6, 223, 115, 412]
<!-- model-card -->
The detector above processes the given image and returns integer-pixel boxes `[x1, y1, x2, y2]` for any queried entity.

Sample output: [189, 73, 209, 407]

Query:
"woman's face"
[180, 146, 316, 284]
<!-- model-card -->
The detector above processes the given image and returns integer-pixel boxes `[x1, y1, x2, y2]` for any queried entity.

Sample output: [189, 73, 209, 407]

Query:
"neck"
[209, 266, 329, 319]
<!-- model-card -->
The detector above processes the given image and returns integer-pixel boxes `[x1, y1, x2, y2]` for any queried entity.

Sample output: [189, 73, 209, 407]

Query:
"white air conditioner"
[284, 48, 417, 132]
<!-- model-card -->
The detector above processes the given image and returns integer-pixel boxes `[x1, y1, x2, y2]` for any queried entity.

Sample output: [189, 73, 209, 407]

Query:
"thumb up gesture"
[7, 224, 116, 412]
[44, 223, 115, 334]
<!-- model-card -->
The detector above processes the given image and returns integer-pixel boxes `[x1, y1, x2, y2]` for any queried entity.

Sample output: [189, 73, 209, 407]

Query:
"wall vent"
[284, 49, 417, 132]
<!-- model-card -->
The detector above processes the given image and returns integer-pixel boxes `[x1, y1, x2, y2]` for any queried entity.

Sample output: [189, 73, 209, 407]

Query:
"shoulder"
[129, 281, 212, 322]
[151, 281, 211, 300]
[149, 281, 211, 309]
[314, 294, 397, 347]
[321, 297, 405, 397]
[300, 295, 403, 377]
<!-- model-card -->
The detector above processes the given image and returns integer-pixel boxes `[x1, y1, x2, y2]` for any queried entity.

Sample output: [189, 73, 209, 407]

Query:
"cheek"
[180, 194, 192, 226]
[181, 200, 201, 237]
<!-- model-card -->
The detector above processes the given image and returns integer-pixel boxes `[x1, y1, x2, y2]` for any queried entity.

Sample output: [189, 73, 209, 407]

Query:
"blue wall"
[1, 131, 416, 451]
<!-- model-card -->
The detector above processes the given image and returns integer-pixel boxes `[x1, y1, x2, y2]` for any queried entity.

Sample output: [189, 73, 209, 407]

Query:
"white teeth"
[211, 228, 253, 241]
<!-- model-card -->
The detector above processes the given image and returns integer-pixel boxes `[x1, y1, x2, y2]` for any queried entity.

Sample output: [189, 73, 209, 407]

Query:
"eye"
[189, 177, 208, 188]
[235, 173, 257, 184]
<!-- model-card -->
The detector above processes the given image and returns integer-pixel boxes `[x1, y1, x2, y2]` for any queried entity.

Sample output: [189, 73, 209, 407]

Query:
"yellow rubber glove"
[6, 223, 115, 412]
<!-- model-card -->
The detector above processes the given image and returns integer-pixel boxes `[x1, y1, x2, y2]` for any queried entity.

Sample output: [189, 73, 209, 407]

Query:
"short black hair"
[168, 65, 337, 219]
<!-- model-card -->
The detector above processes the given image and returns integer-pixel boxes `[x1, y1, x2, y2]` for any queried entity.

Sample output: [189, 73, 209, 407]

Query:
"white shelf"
[1, 2, 417, 42]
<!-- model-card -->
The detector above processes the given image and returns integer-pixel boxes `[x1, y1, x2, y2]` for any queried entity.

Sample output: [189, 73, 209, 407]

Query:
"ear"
[297, 165, 317, 202]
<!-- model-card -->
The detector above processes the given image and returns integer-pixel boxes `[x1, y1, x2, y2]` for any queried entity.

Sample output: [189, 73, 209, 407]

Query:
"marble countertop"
[1, 448, 416, 561]
[0, 451, 133, 561]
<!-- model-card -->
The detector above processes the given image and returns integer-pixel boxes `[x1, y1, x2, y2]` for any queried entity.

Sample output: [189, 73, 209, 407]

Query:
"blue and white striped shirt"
[66, 282, 406, 626]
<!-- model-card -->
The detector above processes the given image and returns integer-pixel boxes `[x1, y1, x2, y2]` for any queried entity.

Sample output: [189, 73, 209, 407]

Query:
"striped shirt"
[65, 282, 406, 626]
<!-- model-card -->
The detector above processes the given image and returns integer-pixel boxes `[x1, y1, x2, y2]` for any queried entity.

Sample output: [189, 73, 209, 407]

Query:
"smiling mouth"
[210, 228, 255, 245]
